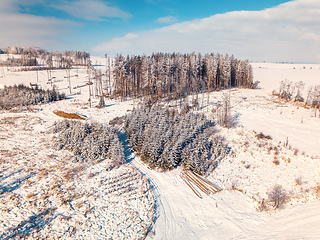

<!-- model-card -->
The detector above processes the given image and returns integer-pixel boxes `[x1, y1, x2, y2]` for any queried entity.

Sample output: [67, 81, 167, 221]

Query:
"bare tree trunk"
[88, 74, 92, 107]
[68, 69, 71, 94]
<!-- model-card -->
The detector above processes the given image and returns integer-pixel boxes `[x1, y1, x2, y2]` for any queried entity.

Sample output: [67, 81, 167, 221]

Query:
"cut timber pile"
[180, 170, 221, 199]
[180, 172, 202, 199]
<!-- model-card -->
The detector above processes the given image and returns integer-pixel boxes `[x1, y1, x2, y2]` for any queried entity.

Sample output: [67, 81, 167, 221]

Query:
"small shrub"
[59, 215, 71, 222]
[272, 90, 279, 96]
[231, 181, 243, 192]
[315, 185, 320, 197]
[109, 116, 124, 126]
[256, 132, 272, 140]
[274, 147, 280, 155]
[268, 185, 288, 209]
[295, 177, 303, 185]
[257, 198, 268, 212]
[284, 157, 291, 163]
[216, 94, 233, 128]
[273, 158, 280, 165]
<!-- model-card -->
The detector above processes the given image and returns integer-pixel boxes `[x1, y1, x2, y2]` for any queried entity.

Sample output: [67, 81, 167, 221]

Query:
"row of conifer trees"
[124, 105, 229, 174]
[52, 120, 125, 167]
[0, 84, 65, 109]
[111, 52, 253, 103]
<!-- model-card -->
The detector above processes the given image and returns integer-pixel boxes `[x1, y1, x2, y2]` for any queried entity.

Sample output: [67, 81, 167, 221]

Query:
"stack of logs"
[180, 170, 221, 199]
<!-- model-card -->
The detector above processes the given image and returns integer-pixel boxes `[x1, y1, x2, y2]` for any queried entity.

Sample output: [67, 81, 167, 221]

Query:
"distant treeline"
[0, 55, 38, 67]
[0, 46, 47, 55]
[0, 47, 90, 68]
[273, 80, 320, 118]
[0, 84, 65, 109]
[274, 80, 320, 109]
[112, 52, 253, 102]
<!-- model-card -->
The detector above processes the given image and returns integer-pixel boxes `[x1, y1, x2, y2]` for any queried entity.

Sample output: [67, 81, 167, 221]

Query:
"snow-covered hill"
[0, 62, 319, 239]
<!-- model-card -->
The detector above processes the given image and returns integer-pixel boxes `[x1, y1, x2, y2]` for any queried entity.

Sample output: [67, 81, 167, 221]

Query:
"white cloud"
[93, 0, 320, 63]
[52, 0, 131, 21]
[0, 0, 76, 48]
[156, 16, 177, 24]
[0, 14, 75, 47]
[0, 0, 131, 49]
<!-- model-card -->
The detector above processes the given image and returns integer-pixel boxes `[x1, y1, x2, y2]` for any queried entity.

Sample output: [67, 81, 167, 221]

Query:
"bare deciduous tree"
[294, 81, 305, 102]
[87, 60, 94, 107]
[216, 94, 232, 128]
[268, 185, 288, 209]
[66, 59, 72, 94]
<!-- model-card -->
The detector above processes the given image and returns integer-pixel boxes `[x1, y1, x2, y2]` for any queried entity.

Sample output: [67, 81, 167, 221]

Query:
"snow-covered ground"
[252, 62, 320, 94]
[0, 61, 320, 239]
[0, 115, 154, 239]
[206, 87, 320, 158]
[249, 63, 320, 158]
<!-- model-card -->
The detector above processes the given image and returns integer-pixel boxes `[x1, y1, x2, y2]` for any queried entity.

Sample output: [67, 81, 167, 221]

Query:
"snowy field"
[0, 59, 320, 239]
[0, 115, 154, 239]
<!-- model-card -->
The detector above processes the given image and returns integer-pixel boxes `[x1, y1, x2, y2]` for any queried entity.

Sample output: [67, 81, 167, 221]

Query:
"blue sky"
[1, 0, 320, 63]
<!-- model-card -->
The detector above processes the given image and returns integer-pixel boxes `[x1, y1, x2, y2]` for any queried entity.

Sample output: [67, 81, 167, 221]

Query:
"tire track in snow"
[130, 160, 176, 240]
[119, 130, 175, 239]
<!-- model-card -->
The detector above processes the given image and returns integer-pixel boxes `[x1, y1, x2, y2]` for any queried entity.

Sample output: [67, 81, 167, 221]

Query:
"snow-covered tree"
[0, 84, 65, 109]
[111, 52, 253, 104]
[52, 120, 125, 166]
[124, 105, 229, 174]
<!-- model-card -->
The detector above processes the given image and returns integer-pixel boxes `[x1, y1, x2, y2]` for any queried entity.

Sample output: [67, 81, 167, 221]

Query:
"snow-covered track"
[130, 160, 177, 240]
